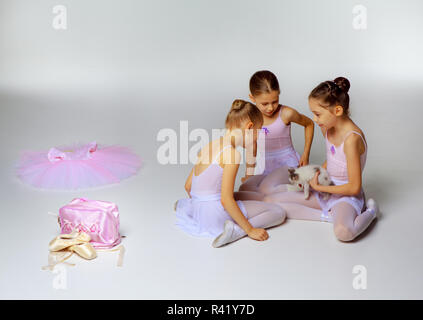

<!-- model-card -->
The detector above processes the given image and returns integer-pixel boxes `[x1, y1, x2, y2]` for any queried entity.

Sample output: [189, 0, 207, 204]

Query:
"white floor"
[0, 87, 422, 300]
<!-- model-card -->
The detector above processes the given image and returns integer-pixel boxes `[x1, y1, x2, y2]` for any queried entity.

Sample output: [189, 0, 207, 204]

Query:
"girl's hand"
[247, 227, 269, 241]
[309, 171, 321, 191]
[298, 154, 309, 167]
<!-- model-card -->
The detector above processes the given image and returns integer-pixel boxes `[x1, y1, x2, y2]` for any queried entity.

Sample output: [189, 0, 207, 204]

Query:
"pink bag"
[58, 198, 122, 249]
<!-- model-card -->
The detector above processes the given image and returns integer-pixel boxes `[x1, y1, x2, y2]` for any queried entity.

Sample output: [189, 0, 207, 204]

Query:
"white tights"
[228, 200, 287, 240]
[240, 166, 376, 242]
[263, 184, 375, 241]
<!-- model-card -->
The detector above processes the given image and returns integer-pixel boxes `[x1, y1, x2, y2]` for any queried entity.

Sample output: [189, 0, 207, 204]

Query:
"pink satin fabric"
[59, 198, 121, 249]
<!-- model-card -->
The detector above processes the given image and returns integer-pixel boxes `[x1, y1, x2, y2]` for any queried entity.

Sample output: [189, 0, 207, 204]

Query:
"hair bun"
[231, 99, 245, 111]
[333, 77, 350, 93]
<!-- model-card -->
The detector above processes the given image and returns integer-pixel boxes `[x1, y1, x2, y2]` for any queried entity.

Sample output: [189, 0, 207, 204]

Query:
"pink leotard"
[256, 106, 300, 175]
[326, 131, 367, 181]
[175, 145, 248, 237]
[315, 130, 368, 222]
[263, 106, 294, 152]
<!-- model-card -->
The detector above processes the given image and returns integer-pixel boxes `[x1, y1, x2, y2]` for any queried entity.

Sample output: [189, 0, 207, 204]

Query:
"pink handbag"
[58, 198, 122, 249]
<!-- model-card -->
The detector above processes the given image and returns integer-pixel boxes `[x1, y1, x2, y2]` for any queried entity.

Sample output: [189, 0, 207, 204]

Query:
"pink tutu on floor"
[16, 141, 142, 190]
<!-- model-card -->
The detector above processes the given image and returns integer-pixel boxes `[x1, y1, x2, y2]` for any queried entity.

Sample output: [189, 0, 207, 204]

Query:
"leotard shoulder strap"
[212, 145, 233, 164]
[342, 131, 367, 151]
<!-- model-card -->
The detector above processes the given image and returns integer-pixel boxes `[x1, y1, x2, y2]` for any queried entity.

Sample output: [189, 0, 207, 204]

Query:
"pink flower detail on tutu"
[330, 145, 336, 155]
[47, 148, 68, 162]
[88, 142, 97, 153]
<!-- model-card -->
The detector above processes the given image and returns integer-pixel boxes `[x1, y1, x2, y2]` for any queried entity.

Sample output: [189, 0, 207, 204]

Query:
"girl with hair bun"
[262, 77, 379, 242]
[175, 99, 287, 247]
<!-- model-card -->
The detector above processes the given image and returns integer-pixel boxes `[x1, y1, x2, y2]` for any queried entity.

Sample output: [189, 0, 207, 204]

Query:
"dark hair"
[309, 77, 351, 116]
[225, 99, 263, 129]
[249, 70, 280, 96]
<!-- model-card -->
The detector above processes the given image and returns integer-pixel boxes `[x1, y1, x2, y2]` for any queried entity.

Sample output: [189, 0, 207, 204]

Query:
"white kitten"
[287, 165, 334, 200]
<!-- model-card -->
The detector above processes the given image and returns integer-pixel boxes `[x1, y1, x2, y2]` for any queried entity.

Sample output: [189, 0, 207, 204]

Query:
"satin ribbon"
[96, 245, 125, 267]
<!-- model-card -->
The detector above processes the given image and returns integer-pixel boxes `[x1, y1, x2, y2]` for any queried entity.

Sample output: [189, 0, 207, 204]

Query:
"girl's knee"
[268, 203, 286, 224]
[333, 224, 355, 242]
[277, 207, 287, 223]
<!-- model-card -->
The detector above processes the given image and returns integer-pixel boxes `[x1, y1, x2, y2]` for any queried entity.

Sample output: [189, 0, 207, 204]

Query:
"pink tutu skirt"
[175, 192, 248, 237]
[16, 141, 142, 190]
[314, 178, 366, 222]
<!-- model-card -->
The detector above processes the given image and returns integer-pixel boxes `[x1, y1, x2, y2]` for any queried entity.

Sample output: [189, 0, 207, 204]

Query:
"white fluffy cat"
[287, 165, 334, 200]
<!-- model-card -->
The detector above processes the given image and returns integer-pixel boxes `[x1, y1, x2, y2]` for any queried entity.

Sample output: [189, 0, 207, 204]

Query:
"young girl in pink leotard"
[175, 99, 286, 247]
[237, 71, 314, 197]
[262, 77, 378, 242]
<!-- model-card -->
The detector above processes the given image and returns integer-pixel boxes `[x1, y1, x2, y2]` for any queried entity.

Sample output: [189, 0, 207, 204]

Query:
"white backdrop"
[1, 0, 422, 299]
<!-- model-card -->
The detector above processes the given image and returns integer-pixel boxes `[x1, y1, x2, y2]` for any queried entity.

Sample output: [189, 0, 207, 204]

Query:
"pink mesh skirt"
[16, 141, 142, 190]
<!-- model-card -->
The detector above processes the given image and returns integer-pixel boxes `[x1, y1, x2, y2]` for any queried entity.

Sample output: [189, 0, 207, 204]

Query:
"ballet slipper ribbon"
[96, 245, 126, 267]
[47, 212, 62, 227]
[42, 251, 75, 271]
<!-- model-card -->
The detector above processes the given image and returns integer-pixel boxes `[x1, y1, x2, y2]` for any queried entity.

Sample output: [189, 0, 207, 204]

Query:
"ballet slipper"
[48, 230, 91, 252]
[366, 198, 379, 219]
[41, 243, 96, 271]
[212, 220, 244, 248]
[42, 231, 96, 270]
[69, 242, 97, 260]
